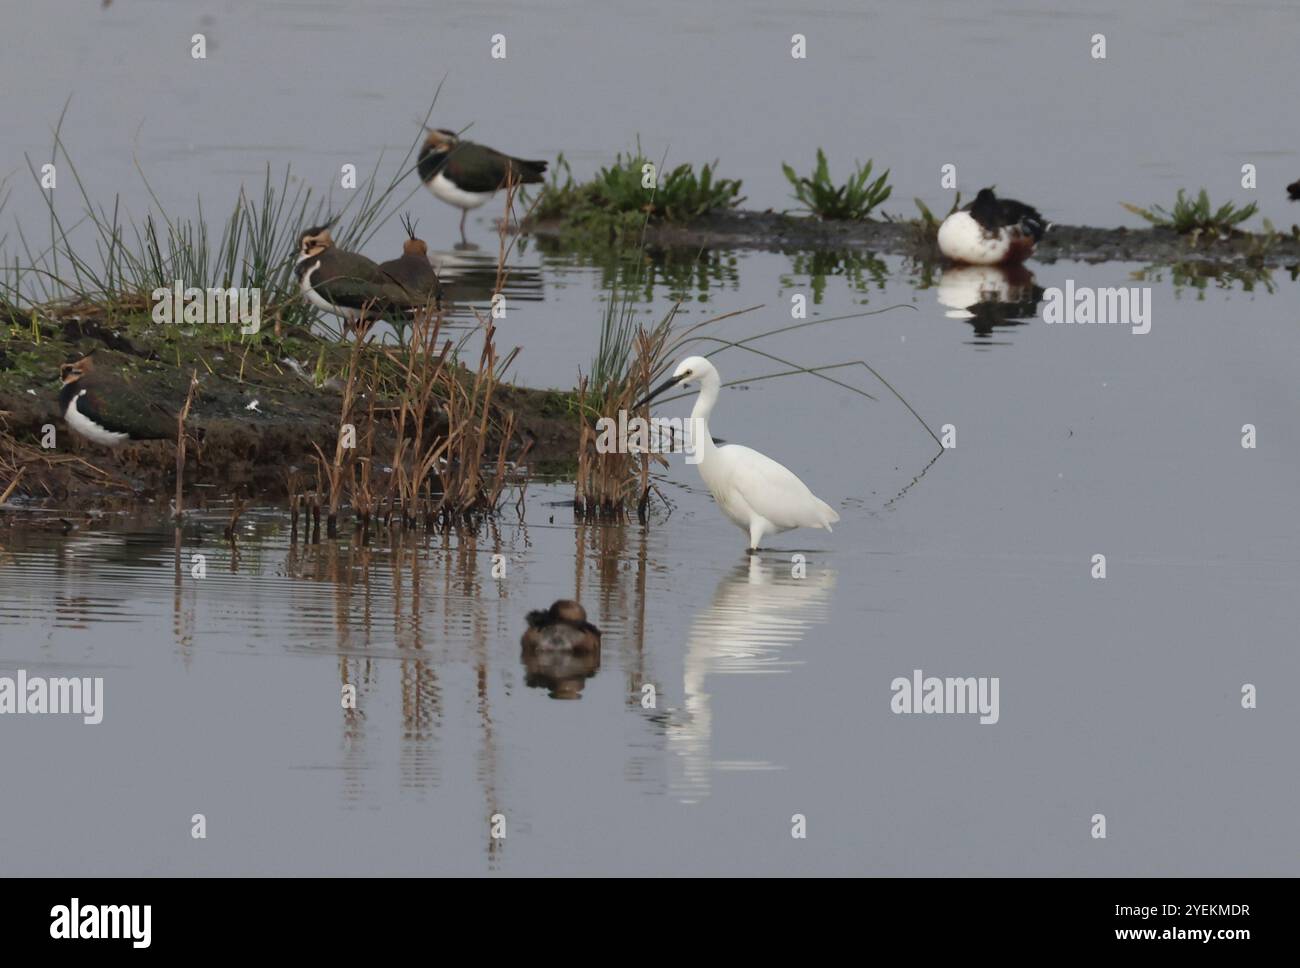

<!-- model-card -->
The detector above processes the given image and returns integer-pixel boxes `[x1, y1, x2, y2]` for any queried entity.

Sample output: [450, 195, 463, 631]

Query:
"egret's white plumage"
[641, 357, 839, 551]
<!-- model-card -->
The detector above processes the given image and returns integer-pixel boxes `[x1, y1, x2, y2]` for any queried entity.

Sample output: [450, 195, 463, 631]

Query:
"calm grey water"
[4, 250, 1299, 875]
[3, 0, 1299, 245]
[2, 0, 1299, 876]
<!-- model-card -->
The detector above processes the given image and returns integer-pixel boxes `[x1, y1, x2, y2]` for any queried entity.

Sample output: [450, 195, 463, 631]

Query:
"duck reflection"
[667, 555, 836, 802]
[520, 600, 602, 700]
[936, 264, 1044, 339]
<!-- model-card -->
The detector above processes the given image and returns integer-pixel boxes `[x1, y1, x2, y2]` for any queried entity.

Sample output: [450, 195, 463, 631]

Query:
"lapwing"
[294, 222, 440, 330]
[937, 187, 1049, 266]
[1287, 179, 1300, 201]
[377, 214, 444, 306]
[59, 353, 176, 447]
[417, 128, 548, 244]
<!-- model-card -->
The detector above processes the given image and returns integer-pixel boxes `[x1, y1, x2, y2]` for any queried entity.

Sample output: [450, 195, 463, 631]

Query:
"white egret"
[634, 356, 840, 552]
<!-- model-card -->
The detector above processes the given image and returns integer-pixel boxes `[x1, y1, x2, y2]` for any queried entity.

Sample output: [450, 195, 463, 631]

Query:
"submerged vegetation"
[1131, 260, 1280, 296]
[782, 149, 892, 220]
[1122, 189, 1259, 241]
[779, 249, 889, 305]
[530, 148, 744, 240]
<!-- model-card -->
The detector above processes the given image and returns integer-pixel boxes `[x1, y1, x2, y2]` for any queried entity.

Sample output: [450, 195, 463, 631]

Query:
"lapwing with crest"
[378, 214, 444, 301]
[294, 219, 442, 331]
[417, 128, 548, 244]
[59, 351, 177, 447]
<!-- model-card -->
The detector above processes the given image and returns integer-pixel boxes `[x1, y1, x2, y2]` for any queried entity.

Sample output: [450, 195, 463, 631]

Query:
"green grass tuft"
[1122, 189, 1258, 240]
[531, 147, 744, 240]
[782, 149, 891, 220]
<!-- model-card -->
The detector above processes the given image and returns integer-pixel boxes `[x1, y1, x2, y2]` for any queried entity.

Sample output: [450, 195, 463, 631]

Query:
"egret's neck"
[690, 382, 719, 453]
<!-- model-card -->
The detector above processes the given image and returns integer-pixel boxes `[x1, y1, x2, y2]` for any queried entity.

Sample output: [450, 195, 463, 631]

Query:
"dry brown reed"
[296, 181, 536, 539]
[172, 371, 199, 521]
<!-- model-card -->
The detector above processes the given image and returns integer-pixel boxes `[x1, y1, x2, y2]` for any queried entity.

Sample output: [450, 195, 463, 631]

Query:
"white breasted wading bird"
[634, 356, 839, 553]
[294, 221, 442, 331]
[59, 353, 176, 446]
[417, 128, 548, 245]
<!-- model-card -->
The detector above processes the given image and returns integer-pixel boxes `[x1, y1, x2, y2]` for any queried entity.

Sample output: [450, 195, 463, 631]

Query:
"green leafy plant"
[654, 161, 745, 221]
[782, 149, 891, 220]
[1122, 189, 1258, 240]
[532, 146, 744, 239]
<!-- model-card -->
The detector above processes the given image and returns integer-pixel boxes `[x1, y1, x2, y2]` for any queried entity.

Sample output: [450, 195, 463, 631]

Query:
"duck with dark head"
[938, 187, 1048, 266]
[520, 600, 602, 700]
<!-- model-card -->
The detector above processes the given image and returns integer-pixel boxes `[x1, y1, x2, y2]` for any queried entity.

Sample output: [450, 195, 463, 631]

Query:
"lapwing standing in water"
[1287, 179, 1300, 201]
[417, 128, 548, 244]
[377, 214, 444, 302]
[59, 353, 176, 446]
[295, 222, 441, 331]
[938, 188, 1049, 266]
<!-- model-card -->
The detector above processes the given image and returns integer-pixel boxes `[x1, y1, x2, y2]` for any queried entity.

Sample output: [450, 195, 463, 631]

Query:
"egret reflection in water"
[667, 554, 836, 803]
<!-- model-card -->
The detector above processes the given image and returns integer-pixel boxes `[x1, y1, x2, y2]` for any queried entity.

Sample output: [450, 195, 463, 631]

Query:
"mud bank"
[527, 210, 1300, 267]
[0, 318, 580, 508]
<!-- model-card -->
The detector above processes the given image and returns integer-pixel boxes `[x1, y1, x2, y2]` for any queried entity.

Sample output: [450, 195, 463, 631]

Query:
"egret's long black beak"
[633, 373, 685, 411]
